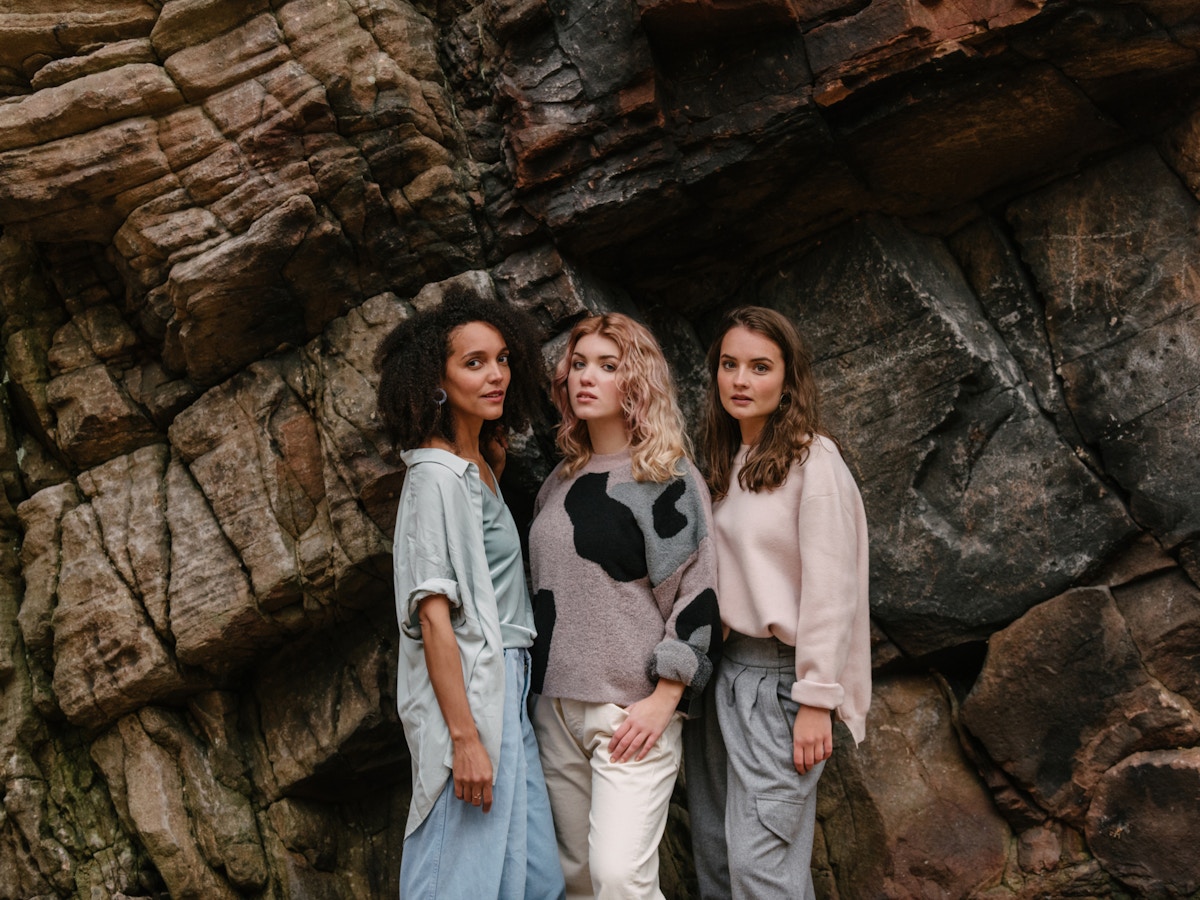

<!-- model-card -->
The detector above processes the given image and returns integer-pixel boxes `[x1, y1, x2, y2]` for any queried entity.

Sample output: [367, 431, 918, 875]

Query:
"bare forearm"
[651, 677, 685, 707]
[418, 594, 494, 809]
[419, 596, 478, 743]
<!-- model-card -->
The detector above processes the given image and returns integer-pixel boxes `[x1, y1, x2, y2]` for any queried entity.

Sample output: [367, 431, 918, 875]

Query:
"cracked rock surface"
[1, 0, 1199, 896]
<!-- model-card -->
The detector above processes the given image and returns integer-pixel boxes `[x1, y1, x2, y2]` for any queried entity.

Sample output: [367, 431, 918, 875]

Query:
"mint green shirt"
[480, 477, 536, 649]
[394, 448, 511, 837]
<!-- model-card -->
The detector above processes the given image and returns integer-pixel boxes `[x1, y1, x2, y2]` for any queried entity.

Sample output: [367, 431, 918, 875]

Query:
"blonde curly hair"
[551, 313, 690, 483]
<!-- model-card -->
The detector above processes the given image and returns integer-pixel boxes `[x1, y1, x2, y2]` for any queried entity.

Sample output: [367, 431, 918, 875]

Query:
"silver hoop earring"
[779, 392, 792, 409]
[433, 388, 448, 406]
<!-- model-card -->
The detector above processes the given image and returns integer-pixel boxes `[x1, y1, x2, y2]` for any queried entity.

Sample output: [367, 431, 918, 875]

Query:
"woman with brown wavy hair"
[686, 305, 871, 900]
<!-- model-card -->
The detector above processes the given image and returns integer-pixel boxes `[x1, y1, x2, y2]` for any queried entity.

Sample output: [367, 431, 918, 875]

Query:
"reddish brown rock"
[490, 0, 1197, 286]
[0, 63, 183, 152]
[46, 363, 160, 470]
[1, 0, 485, 402]
[0, 118, 174, 242]
[166, 285, 406, 628]
[1085, 749, 1200, 896]
[806, 0, 1048, 105]
[50, 499, 198, 728]
[168, 358, 330, 610]
[48, 305, 140, 372]
[162, 13, 290, 101]
[163, 195, 356, 386]
[1112, 569, 1200, 710]
[165, 453, 271, 673]
[0, 3, 157, 91]
[818, 674, 1011, 897]
[834, 63, 1126, 219]
[76, 446, 171, 635]
[15, 482, 79, 668]
[1017, 821, 1064, 874]
[28, 37, 157, 90]
[91, 710, 247, 900]
[961, 587, 1200, 825]
[298, 292, 409, 543]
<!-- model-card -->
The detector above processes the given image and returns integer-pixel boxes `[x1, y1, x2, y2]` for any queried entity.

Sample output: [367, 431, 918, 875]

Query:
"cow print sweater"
[528, 448, 722, 714]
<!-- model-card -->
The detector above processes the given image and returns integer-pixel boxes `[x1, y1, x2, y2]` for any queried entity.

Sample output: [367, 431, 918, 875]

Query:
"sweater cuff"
[791, 678, 844, 710]
[651, 638, 713, 694]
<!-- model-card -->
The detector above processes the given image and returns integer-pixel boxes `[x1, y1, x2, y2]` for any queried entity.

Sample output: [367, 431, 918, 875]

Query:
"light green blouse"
[393, 448, 515, 837]
[480, 476, 536, 649]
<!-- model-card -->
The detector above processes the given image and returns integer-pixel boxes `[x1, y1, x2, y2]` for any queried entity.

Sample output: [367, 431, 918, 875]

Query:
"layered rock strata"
[1, 0, 1199, 897]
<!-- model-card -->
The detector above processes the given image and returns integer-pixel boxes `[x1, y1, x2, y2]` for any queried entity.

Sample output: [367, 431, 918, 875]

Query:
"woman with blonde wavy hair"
[528, 313, 722, 900]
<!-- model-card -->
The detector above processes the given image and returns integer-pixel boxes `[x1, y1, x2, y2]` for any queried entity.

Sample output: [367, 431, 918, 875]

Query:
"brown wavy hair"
[701, 306, 829, 501]
[551, 313, 689, 483]
[374, 287, 544, 453]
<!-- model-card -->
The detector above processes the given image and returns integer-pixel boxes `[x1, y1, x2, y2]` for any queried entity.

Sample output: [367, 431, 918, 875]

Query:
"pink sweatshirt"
[713, 435, 871, 744]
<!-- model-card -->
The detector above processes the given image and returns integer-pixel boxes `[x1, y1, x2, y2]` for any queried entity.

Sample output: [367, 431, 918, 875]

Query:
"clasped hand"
[608, 679, 685, 763]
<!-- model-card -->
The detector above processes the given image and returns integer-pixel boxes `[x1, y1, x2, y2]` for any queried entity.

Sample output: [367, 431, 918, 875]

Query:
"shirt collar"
[399, 447, 472, 475]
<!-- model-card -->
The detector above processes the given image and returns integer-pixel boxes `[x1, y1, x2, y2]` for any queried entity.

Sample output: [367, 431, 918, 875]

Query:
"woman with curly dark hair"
[376, 287, 564, 900]
[685, 306, 871, 900]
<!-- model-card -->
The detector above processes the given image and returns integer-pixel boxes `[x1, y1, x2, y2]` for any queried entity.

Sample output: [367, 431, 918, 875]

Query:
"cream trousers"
[532, 696, 684, 900]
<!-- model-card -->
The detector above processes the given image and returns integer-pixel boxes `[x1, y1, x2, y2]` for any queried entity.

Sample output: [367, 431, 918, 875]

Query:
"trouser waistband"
[722, 631, 795, 670]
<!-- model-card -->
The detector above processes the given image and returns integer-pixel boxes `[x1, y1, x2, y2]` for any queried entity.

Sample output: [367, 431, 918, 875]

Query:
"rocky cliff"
[1, 0, 1199, 897]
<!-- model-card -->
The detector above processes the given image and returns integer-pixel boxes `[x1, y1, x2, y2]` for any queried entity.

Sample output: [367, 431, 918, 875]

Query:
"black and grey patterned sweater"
[529, 448, 722, 715]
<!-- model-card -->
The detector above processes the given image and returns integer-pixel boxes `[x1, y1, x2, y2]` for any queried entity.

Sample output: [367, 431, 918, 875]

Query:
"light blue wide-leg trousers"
[401, 648, 565, 900]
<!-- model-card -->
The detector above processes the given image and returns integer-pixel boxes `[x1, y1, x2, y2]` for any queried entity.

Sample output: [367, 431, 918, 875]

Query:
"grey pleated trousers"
[684, 633, 825, 900]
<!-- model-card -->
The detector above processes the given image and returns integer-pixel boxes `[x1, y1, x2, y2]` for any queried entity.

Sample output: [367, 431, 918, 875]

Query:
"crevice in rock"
[975, 211, 1128, 497]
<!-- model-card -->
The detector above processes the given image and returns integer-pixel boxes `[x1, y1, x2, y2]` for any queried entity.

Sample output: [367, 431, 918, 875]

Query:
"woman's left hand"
[793, 704, 833, 774]
[609, 679, 685, 763]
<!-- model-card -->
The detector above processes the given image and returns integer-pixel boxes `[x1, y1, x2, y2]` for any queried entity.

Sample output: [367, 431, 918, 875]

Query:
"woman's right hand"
[792, 704, 833, 774]
[452, 734, 494, 813]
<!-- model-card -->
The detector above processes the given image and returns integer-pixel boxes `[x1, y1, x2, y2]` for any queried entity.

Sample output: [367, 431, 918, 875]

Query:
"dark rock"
[744, 217, 1137, 654]
[961, 587, 1200, 825]
[251, 609, 404, 801]
[1008, 146, 1200, 549]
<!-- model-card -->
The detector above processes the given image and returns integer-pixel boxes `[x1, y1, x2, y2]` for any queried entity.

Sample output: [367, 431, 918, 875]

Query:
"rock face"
[1, 1, 1199, 897]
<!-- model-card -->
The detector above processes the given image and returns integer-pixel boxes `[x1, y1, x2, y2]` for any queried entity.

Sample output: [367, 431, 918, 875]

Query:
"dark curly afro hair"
[374, 286, 545, 452]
